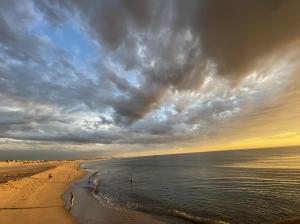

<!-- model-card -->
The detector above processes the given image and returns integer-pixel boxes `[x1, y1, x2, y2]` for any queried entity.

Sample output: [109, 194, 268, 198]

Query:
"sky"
[0, 0, 300, 158]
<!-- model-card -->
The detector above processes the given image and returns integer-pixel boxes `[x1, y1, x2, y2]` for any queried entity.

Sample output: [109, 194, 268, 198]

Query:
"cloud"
[0, 0, 299, 155]
[183, 0, 300, 77]
[51, 0, 300, 122]
[61, 0, 300, 76]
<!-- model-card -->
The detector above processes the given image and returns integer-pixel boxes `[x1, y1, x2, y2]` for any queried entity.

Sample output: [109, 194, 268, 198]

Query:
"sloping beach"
[0, 161, 85, 224]
[0, 161, 58, 184]
[0, 160, 167, 224]
[1, 159, 299, 224]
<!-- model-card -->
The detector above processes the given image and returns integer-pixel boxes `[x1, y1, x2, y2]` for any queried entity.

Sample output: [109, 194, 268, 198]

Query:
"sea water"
[84, 147, 300, 224]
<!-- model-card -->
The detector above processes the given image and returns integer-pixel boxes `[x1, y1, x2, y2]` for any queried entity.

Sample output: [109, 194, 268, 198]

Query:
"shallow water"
[84, 147, 300, 224]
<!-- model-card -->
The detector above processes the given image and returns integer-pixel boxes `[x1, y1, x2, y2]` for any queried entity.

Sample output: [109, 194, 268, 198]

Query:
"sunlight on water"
[85, 147, 300, 224]
[222, 155, 300, 169]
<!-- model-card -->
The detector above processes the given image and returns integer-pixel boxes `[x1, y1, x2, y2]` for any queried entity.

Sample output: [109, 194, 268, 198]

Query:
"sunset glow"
[0, 0, 300, 158]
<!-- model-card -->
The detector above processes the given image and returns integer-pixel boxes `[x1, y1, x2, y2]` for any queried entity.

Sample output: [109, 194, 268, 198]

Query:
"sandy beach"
[0, 161, 59, 184]
[0, 160, 169, 224]
[0, 160, 85, 224]
[1, 160, 299, 224]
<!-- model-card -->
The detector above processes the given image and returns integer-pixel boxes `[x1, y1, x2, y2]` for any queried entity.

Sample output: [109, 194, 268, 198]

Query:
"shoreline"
[69, 163, 300, 224]
[0, 160, 86, 224]
[0, 159, 168, 224]
[67, 171, 177, 224]
[1, 160, 300, 224]
[72, 162, 300, 224]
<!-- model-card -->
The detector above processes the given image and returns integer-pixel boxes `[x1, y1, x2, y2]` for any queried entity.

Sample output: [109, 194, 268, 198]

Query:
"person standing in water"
[68, 192, 75, 212]
[70, 192, 75, 207]
[130, 177, 134, 193]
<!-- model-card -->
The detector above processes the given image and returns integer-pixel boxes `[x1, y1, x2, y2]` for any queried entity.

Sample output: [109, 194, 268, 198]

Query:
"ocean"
[81, 147, 300, 224]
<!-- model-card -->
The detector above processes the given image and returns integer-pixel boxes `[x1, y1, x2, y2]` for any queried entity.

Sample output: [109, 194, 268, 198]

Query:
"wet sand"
[277, 219, 300, 224]
[0, 161, 85, 224]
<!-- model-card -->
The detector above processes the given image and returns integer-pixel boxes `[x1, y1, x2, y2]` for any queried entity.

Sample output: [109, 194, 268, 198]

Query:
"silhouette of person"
[70, 192, 75, 207]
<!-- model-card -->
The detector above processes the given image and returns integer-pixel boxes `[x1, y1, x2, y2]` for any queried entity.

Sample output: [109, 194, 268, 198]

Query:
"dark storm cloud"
[60, 0, 300, 75]
[0, 0, 299, 148]
[32, 0, 206, 121]
[189, 0, 300, 78]
[47, 0, 300, 121]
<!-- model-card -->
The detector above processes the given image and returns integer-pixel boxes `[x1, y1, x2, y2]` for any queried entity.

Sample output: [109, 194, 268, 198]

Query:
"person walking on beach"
[67, 175, 71, 182]
[48, 172, 53, 180]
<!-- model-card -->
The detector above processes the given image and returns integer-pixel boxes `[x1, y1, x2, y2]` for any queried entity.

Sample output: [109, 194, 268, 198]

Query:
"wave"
[169, 209, 229, 224]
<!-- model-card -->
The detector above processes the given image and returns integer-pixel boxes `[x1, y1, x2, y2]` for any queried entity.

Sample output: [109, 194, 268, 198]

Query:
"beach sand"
[0, 161, 85, 224]
[1, 160, 298, 224]
[0, 160, 168, 224]
[0, 161, 58, 184]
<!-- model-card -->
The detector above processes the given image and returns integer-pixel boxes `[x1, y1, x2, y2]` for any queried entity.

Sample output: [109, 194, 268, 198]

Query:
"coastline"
[0, 160, 86, 224]
[67, 171, 187, 224]
[69, 161, 300, 224]
[1, 159, 300, 224]
[0, 160, 170, 224]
